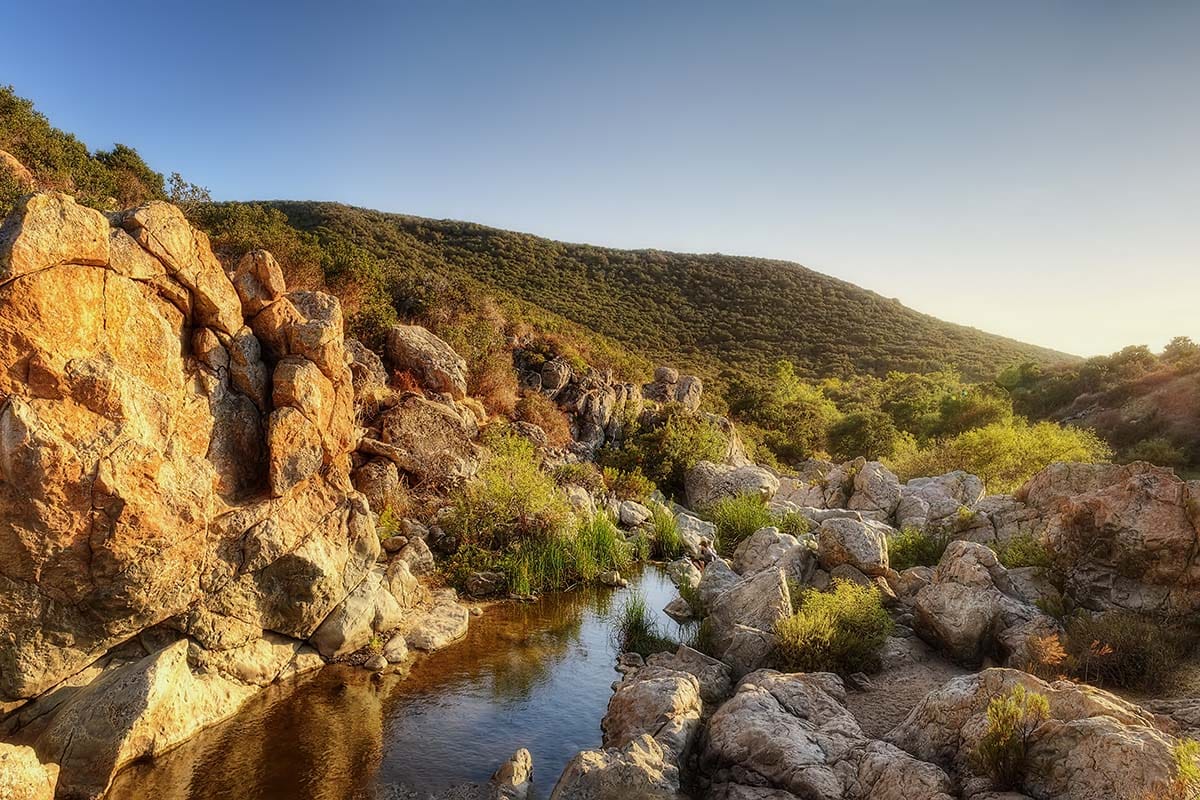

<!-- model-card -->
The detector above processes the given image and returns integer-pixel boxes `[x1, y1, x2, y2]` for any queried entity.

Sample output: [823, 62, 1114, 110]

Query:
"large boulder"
[550, 734, 683, 800]
[911, 541, 1050, 666]
[0, 196, 387, 785]
[816, 518, 892, 577]
[732, 527, 816, 584]
[676, 512, 718, 559]
[887, 668, 1181, 800]
[602, 667, 702, 764]
[371, 394, 480, 486]
[1019, 461, 1200, 615]
[31, 638, 320, 798]
[901, 471, 985, 528]
[707, 567, 792, 676]
[230, 248, 285, 316]
[644, 645, 733, 706]
[685, 461, 780, 510]
[122, 201, 245, 336]
[385, 324, 468, 398]
[702, 670, 953, 799]
[846, 461, 902, 521]
[0, 192, 108, 282]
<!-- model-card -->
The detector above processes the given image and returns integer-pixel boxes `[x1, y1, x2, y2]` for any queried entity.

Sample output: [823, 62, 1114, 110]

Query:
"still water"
[108, 567, 682, 800]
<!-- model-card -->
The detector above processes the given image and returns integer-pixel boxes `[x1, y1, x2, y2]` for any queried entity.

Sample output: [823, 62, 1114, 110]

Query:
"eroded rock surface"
[0, 194, 415, 796]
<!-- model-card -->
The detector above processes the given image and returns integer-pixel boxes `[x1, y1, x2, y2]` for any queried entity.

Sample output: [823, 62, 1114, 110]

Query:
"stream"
[106, 566, 683, 800]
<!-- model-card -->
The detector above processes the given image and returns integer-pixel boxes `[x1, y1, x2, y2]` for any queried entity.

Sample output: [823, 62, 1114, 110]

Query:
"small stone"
[599, 570, 627, 588]
[381, 535, 408, 554]
[383, 634, 409, 663]
[846, 672, 874, 691]
[470, 606, 483, 617]
[365, 654, 388, 672]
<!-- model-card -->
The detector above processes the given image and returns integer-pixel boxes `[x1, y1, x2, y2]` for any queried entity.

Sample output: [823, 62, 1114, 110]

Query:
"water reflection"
[108, 567, 681, 800]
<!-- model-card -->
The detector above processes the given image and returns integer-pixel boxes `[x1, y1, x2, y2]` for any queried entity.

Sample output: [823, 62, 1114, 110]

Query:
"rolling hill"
[263, 201, 1076, 384]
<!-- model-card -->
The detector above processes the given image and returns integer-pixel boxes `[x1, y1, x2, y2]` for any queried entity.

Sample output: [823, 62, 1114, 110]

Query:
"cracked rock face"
[0, 194, 374, 710]
[1019, 460, 1200, 615]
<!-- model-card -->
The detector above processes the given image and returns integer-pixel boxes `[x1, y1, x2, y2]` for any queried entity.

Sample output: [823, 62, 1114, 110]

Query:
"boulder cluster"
[549, 456, 1200, 799]
[0, 194, 473, 798]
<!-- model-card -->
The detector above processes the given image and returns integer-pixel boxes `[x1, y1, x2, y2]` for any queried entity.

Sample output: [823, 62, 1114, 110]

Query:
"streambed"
[107, 567, 682, 800]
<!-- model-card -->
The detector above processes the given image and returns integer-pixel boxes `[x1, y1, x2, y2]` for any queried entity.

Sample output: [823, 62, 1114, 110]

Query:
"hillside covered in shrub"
[263, 200, 1075, 383]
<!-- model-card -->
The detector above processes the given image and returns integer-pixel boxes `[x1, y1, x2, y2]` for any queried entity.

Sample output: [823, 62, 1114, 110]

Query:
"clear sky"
[4, 1, 1197, 356]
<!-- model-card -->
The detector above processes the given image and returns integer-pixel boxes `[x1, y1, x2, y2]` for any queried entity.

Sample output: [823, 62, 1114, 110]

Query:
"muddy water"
[107, 567, 683, 800]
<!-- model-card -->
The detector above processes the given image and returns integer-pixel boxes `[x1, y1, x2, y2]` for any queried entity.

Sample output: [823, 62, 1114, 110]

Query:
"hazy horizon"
[4, 0, 1197, 357]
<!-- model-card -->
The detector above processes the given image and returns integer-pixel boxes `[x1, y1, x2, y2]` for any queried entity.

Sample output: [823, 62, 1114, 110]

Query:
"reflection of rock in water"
[107, 666, 399, 800]
[106, 568, 679, 800]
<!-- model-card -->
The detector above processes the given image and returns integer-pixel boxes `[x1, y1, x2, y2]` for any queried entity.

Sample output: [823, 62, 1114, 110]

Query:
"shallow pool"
[107, 566, 684, 800]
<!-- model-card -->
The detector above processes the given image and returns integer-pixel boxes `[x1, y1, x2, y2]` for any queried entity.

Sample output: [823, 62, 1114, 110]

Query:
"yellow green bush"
[971, 684, 1050, 790]
[773, 579, 893, 674]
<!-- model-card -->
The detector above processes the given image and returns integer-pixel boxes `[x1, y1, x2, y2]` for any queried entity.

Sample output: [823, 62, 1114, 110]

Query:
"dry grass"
[515, 392, 572, 447]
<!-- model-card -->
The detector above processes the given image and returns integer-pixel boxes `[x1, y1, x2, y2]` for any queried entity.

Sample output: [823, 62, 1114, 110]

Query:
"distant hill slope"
[266, 201, 1075, 382]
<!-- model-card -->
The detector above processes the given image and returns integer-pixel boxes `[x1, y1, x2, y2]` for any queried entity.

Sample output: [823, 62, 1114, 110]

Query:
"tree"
[935, 386, 1013, 438]
[1162, 336, 1200, 367]
[167, 171, 211, 207]
[828, 411, 900, 461]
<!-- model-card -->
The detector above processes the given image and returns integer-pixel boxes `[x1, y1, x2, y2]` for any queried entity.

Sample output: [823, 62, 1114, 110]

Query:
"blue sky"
[4, 1, 1197, 356]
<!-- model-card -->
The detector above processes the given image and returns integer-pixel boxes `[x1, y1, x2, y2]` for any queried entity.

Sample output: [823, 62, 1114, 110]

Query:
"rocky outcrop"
[642, 368, 703, 412]
[702, 670, 954, 800]
[366, 393, 481, 486]
[911, 541, 1052, 666]
[0, 194, 424, 794]
[685, 461, 780, 510]
[1018, 460, 1200, 615]
[385, 323, 469, 398]
[887, 668, 1181, 799]
[602, 666, 702, 764]
[550, 734, 683, 800]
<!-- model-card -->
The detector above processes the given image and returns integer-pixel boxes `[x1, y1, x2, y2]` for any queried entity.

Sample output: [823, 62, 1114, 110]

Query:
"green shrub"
[1063, 611, 1197, 690]
[366, 634, 384, 656]
[445, 426, 572, 551]
[775, 510, 811, 538]
[602, 466, 656, 503]
[376, 507, 402, 541]
[773, 579, 894, 674]
[828, 411, 900, 461]
[890, 419, 1113, 494]
[1170, 739, 1200, 800]
[887, 527, 949, 571]
[600, 404, 727, 498]
[649, 504, 685, 560]
[707, 493, 773, 555]
[970, 684, 1050, 790]
[615, 592, 676, 657]
[1122, 436, 1189, 469]
[993, 534, 1052, 570]
[551, 462, 605, 494]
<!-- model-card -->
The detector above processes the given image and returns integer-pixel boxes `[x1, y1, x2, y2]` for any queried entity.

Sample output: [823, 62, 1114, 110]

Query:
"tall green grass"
[707, 493, 773, 555]
[649, 504, 685, 560]
[615, 592, 677, 657]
